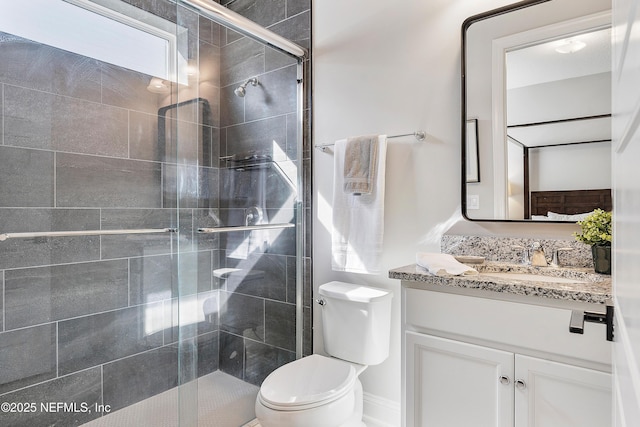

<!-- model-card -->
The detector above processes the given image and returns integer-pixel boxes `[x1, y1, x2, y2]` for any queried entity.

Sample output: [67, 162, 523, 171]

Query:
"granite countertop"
[389, 261, 612, 305]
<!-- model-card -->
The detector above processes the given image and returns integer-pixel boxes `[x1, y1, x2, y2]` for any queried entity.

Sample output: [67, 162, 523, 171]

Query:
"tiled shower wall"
[0, 0, 311, 425]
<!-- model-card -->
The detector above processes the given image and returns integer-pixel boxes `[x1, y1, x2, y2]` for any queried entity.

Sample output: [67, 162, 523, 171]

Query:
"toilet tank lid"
[318, 281, 392, 303]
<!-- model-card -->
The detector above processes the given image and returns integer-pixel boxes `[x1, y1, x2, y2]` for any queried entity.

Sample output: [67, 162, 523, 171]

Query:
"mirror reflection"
[463, 0, 612, 221]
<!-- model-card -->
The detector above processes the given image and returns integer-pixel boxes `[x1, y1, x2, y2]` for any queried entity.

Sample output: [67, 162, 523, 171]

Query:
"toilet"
[255, 281, 393, 427]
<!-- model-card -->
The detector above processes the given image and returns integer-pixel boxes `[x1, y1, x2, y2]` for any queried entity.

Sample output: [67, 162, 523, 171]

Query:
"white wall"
[312, 0, 586, 423]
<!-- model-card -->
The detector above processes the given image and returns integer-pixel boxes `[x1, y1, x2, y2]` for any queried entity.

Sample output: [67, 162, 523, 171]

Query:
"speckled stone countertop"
[389, 261, 612, 305]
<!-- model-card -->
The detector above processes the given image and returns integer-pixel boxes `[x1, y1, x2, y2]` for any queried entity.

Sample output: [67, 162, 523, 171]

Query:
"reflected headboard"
[530, 189, 612, 217]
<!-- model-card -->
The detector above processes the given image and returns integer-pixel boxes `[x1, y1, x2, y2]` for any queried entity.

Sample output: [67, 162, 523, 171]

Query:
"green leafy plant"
[574, 209, 612, 246]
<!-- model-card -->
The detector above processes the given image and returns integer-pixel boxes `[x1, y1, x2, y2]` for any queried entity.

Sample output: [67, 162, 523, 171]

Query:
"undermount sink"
[479, 272, 588, 284]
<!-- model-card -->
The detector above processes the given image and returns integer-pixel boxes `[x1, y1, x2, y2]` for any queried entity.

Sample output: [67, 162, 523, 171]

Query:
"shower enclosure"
[0, 0, 310, 426]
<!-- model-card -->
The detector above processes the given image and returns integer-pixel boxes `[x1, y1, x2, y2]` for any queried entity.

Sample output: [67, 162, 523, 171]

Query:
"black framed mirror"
[462, 0, 612, 222]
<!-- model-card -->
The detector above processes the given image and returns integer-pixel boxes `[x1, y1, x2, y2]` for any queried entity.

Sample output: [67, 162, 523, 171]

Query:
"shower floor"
[82, 371, 259, 427]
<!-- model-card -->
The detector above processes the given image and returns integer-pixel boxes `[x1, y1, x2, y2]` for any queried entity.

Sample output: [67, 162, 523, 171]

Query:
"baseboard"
[362, 392, 401, 427]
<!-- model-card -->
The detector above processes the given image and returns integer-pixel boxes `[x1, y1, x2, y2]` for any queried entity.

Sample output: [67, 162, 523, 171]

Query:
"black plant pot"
[591, 245, 611, 275]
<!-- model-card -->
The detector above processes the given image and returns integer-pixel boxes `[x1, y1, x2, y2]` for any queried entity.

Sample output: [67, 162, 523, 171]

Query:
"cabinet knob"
[515, 379, 526, 389]
[499, 375, 510, 385]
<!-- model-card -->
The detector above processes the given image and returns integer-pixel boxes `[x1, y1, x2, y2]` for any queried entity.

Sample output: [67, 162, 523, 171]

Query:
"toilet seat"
[258, 354, 356, 411]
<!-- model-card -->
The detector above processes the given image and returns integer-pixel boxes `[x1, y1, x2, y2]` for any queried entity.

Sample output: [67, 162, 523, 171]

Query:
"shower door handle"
[197, 223, 295, 233]
[0, 228, 178, 241]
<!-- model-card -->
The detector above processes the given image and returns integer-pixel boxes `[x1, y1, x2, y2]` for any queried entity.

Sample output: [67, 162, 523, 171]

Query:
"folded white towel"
[332, 135, 387, 274]
[416, 252, 479, 276]
[343, 135, 379, 195]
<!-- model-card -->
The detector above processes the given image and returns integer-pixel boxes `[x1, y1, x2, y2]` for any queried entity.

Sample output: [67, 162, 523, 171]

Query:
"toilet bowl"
[255, 354, 366, 427]
[255, 282, 393, 427]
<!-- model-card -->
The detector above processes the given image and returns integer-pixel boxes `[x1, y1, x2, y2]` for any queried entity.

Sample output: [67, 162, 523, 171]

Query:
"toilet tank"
[319, 281, 393, 366]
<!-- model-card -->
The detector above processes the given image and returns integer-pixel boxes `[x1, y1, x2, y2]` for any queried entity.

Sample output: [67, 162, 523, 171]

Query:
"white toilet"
[255, 281, 393, 427]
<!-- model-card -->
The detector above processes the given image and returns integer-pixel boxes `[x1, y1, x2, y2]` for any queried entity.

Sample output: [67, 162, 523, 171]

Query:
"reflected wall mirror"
[462, 0, 612, 222]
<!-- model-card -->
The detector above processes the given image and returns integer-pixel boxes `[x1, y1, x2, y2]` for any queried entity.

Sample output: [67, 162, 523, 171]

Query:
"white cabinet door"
[514, 355, 612, 427]
[406, 331, 514, 427]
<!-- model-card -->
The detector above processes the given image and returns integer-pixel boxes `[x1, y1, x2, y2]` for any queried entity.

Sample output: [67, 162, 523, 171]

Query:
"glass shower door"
[173, 1, 306, 426]
[0, 1, 306, 426]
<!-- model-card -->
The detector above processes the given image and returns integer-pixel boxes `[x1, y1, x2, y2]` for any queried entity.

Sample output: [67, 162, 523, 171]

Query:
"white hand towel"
[343, 135, 379, 195]
[416, 252, 479, 276]
[332, 135, 387, 274]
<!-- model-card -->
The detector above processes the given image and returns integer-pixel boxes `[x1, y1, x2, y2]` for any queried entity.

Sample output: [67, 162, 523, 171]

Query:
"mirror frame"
[459, 0, 602, 223]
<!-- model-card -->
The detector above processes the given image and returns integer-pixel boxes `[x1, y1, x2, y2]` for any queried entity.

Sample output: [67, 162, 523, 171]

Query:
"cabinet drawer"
[404, 287, 611, 368]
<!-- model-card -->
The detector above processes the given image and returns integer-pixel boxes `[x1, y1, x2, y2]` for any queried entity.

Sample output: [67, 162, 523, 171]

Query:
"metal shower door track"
[180, 0, 307, 59]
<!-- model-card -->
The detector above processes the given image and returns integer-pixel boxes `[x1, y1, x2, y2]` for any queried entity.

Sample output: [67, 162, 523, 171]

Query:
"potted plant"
[574, 209, 612, 274]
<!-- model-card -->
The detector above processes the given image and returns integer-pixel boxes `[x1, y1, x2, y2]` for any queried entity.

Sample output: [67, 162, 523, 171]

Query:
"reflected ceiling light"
[554, 39, 586, 54]
[185, 60, 199, 78]
[147, 77, 170, 93]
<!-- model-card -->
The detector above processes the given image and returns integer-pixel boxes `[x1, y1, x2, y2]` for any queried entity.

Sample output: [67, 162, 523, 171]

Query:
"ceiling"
[506, 26, 611, 89]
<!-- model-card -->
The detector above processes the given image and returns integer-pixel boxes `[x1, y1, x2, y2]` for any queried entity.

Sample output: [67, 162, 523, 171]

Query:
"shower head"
[234, 77, 259, 97]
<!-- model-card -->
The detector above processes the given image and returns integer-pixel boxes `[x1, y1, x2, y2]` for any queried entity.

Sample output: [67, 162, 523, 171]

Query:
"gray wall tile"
[58, 304, 164, 375]
[103, 345, 178, 412]
[0, 209, 101, 270]
[0, 84, 3, 145]
[125, 0, 177, 22]
[129, 111, 160, 161]
[220, 37, 265, 87]
[0, 367, 102, 427]
[101, 64, 161, 114]
[244, 340, 295, 386]
[219, 165, 297, 212]
[269, 10, 310, 49]
[224, 253, 287, 300]
[245, 65, 297, 122]
[224, 115, 287, 158]
[199, 40, 221, 90]
[163, 291, 219, 344]
[198, 16, 218, 46]
[0, 146, 54, 207]
[163, 165, 219, 209]
[130, 254, 176, 304]
[100, 208, 178, 229]
[219, 331, 244, 379]
[220, 84, 246, 127]
[56, 153, 162, 208]
[198, 331, 219, 377]
[0, 32, 102, 103]
[4, 86, 128, 157]
[287, 0, 311, 17]
[265, 44, 298, 74]
[219, 291, 264, 340]
[0, 324, 56, 395]
[129, 251, 212, 305]
[99, 208, 179, 259]
[227, 0, 286, 29]
[1, 271, 3, 331]
[4, 260, 129, 330]
[265, 300, 296, 351]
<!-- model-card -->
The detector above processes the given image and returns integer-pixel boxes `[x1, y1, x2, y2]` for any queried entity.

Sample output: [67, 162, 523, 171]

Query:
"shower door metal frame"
[179, 0, 309, 359]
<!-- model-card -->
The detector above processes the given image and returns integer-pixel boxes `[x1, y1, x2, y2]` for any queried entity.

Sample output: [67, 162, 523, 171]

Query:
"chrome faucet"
[511, 245, 531, 265]
[530, 242, 547, 267]
[550, 247, 574, 268]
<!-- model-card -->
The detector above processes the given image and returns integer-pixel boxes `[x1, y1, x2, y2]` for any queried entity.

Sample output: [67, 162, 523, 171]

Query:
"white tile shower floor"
[82, 371, 260, 427]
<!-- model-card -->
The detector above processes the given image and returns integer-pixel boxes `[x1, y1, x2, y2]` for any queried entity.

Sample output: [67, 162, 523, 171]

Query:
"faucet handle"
[511, 245, 531, 265]
[531, 241, 543, 251]
[551, 247, 574, 268]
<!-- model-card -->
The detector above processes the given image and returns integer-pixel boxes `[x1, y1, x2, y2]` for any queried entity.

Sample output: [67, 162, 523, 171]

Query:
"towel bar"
[315, 131, 426, 152]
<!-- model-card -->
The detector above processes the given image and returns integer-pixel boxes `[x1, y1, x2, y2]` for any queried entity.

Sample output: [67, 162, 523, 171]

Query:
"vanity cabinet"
[402, 286, 612, 427]
[406, 332, 514, 426]
[514, 354, 610, 426]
